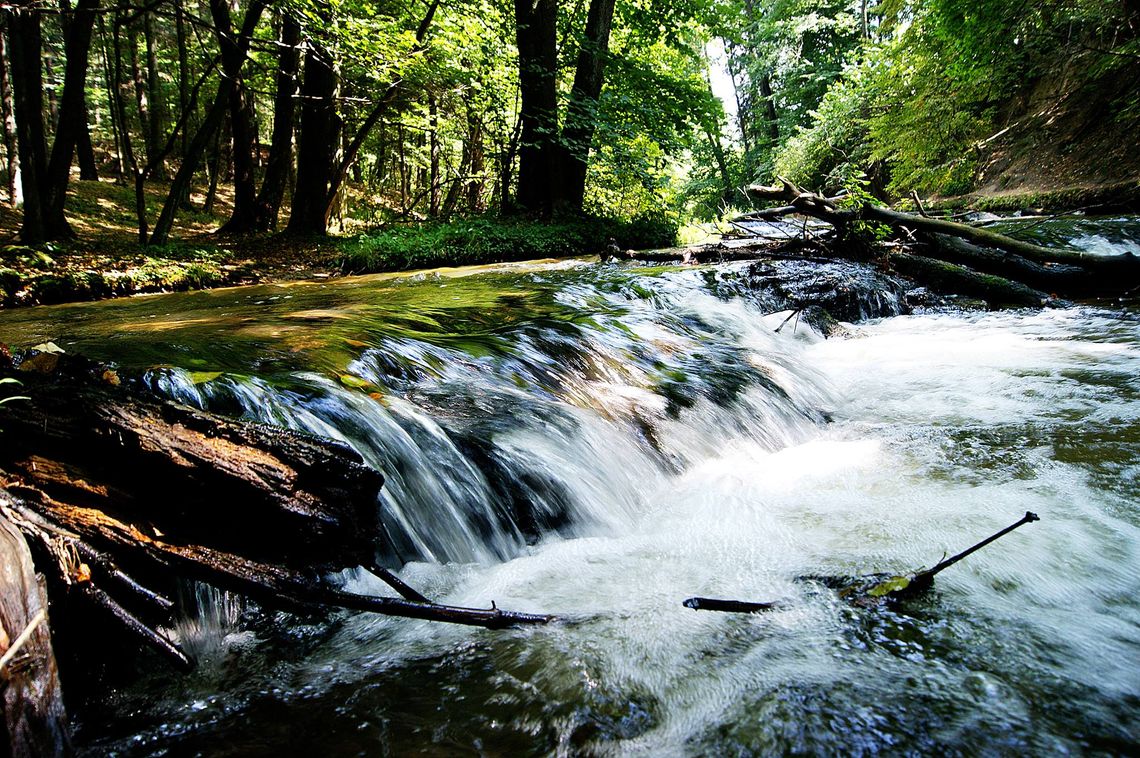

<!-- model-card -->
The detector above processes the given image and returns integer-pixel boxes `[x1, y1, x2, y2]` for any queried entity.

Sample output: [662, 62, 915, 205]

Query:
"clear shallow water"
[1, 236, 1138, 755]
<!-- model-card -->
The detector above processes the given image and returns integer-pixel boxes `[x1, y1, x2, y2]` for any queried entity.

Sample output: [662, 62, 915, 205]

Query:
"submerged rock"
[713, 258, 914, 323]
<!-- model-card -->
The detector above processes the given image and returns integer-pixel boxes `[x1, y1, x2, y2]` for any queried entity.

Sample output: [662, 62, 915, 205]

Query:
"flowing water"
[0, 219, 1137, 755]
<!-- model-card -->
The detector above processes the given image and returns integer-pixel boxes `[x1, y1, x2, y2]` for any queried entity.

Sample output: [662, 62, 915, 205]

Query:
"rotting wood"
[1, 513, 70, 757]
[0, 349, 555, 678]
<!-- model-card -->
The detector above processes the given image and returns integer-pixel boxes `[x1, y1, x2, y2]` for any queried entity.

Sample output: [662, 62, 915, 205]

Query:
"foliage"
[336, 216, 678, 273]
[768, 0, 1140, 197]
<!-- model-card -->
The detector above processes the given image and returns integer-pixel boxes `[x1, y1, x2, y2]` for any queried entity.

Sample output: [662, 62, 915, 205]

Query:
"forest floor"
[0, 178, 349, 308]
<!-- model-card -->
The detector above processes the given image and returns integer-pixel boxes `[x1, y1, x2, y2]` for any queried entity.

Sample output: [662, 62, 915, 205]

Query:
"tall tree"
[512, 0, 559, 215]
[556, 0, 617, 211]
[43, 0, 101, 238]
[285, 19, 337, 235]
[253, 12, 301, 231]
[4, 0, 50, 242]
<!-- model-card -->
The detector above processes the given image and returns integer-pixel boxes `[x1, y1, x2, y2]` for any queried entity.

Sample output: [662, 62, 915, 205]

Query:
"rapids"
[0, 218, 1137, 755]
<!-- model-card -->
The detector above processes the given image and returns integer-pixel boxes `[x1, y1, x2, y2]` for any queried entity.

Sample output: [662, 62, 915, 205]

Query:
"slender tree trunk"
[112, 9, 147, 242]
[513, 0, 558, 216]
[429, 96, 441, 216]
[0, 26, 21, 208]
[76, 102, 98, 180]
[725, 44, 751, 154]
[143, 9, 166, 180]
[43, 0, 100, 239]
[759, 72, 779, 145]
[150, 0, 267, 244]
[174, 0, 191, 207]
[97, 15, 126, 184]
[556, 0, 616, 212]
[5, 1, 49, 242]
[127, 21, 152, 165]
[215, 0, 258, 234]
[465, 97, 485, 212]
[286, 32, 337, 235]
[253, 12, 300, 231]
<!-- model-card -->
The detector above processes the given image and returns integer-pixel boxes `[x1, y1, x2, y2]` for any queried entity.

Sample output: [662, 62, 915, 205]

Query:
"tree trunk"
[429, 96, 441, 216]
[556, 0, 616, 212]
[97, 14, 126, 185]
[286, 30, 337, 235]
[5, 2, 49, 243]
[758, 72, 779, 145]
[215, 0, 259, 235]
[0, 26, 21, 208]
[174, 0, 191, 208]
[143, 9, 166, 180]
[1, 515, 70, 758]
[150, 0, 267, 244]
[43, 0, 100, 239]
[75, 103, 98, 181]
[253, 12, 301, 231]
[513, 0, 559, 215]
[465, 99, 485, 212]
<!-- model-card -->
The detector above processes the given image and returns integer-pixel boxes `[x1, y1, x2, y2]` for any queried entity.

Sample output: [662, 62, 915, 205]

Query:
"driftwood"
[0, 349, 555, 677]
[684, 512, 1041, 613]
[1, 515, 70, 758]
[745, 179, 1139, 298]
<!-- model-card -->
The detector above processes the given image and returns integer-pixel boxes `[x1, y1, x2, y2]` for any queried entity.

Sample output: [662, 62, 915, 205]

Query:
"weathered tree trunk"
[745, 179, 1140, 295]
[557, 0, 616, 212]
[253, 12, 301, 231]
[0, 26, 21, 208]
[513, 0, 559, 216]
[465, 99, 485, 212]
[1, 515, 70, 758]
[891, 253, 1050, 307]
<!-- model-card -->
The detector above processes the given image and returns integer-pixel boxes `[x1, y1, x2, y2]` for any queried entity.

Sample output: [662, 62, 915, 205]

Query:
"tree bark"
[253, 12, 301, 231]
[4, 1, 49, 243]
[43, 0, 100, 239]
[513, 0, 559, 216]
[557, 0, 616, 212]
[429, 96, 441, 216]
[215, 0, 259, 235]
[142, 9, 166, 180]
[0, 26, 21, 208]
[1, 515, 70, 758]
[286, 29, 337, 235]
[150, 0, 267, 245]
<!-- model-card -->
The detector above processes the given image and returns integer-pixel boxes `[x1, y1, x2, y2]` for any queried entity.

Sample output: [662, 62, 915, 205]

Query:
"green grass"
[335, 215, 678, 274]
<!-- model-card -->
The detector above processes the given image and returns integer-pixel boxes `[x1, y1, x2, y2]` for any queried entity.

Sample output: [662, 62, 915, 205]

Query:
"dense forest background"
[0, 0, 1137, 249]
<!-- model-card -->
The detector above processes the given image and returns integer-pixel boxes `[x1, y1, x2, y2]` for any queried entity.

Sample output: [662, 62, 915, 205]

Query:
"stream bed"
[0, 218, 1137, 755]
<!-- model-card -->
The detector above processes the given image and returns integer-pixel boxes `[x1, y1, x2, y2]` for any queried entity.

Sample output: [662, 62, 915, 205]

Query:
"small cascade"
[145, 263, 860, 567]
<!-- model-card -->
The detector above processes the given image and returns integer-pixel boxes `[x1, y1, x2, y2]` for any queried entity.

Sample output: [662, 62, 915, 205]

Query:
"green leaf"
[867, 574, 912, 597]
[187, 371, 223, 385]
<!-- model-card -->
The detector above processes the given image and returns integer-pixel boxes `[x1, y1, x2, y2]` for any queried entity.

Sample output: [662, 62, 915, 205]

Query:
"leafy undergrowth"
[336, 215, 677, 274]
[0, 178, 677, 308]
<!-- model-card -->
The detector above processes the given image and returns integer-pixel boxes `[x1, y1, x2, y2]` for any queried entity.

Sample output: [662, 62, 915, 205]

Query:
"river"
[0, 217, 1137, 755]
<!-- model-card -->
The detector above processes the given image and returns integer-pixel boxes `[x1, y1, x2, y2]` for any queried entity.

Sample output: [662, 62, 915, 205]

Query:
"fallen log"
[890, 253, 1054, 307]
[1, 351, 384, 571]
[745, 179, 1140, 290]
[0, 349, 556, 678]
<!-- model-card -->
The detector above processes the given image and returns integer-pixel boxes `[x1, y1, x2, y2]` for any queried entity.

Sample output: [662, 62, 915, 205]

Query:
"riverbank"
[0, 178, 676, 308]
